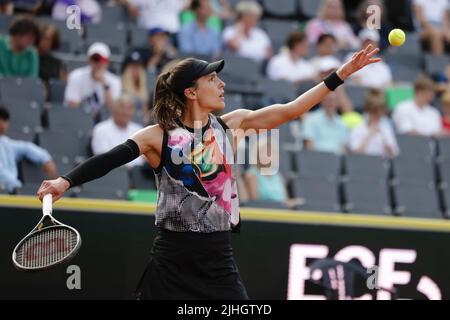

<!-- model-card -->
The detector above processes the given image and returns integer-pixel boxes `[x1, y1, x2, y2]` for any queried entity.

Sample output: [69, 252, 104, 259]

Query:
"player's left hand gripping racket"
[12, 194, 81, 271]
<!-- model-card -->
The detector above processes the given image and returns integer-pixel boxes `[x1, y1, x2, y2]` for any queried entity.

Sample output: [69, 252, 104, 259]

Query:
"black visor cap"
[173, 59, 225, 95]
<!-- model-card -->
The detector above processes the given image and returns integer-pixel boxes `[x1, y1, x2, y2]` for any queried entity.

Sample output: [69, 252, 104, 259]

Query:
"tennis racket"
[12, 194, 81, 271]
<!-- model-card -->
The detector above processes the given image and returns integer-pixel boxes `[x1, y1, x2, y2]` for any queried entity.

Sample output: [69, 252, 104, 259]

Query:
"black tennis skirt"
[135, 228, 249, 300]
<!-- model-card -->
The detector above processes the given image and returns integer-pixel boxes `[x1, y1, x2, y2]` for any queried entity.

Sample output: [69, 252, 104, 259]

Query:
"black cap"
[172, 59, 225, 96]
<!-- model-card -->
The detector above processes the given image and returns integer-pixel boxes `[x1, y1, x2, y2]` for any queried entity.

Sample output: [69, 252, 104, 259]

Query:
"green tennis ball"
[389, 29, 406, 46]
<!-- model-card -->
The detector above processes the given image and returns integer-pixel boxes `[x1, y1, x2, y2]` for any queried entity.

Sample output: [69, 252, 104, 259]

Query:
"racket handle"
[43, 194, 53, 215]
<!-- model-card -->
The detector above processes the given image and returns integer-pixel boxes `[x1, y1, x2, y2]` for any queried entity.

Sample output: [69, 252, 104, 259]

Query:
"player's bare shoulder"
[130, 123, 164, 157]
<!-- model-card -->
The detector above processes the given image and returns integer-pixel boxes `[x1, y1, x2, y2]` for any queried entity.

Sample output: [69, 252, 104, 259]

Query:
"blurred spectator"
[345, 29, 392, 89]
[211, 0, 234, 21]
[121, 0, 190, 34]
[64, 42, 122, 116]
[266, 31, 317, 84]
[121, 50, 149, 119]
[0, 106, 57, 193]
[223, 0, 272, 62]
[91, 95, 144, 168]
[52, 0, 102, 24]
[310, 33, 341, 74]
[38, 23, 66, 84]
[392, 76, 442, 137]
[413, 0, 450, 54]
[0, 16, 39, 78]
[302, 92, 348, 154]
[136, 28, 178, 74]
[354, 0, 392, 52]
[349, 92, 399, 157]
[305, 0, 360, 50]
[178, 0, 222, 57]
[0, 0, 13, 15]
[440, 90, 450, 135]
[244, 137, 302, 208]
[13, 0, 45, 14]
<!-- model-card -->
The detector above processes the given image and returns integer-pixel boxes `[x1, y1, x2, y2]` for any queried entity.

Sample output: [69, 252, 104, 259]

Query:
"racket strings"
[15, 227, 79, 269]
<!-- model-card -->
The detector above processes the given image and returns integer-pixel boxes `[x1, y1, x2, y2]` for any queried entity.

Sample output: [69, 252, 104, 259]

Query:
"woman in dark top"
[38, 23, 66, 84]
[36, 45, 380, 299]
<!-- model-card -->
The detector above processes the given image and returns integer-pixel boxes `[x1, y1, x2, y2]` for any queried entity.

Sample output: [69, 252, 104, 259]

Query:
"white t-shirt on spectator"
[345, 53, 392, 89]
[223, 25, 271, 61]
[91, 118, 144, 167]
[414, 0, 449, 24]
[392, 100, 443, 136]
[310, 55, 341, 74]
[266, 50, 317, 82]
[349, 121, 399, 157]
[64, 66, 122, 113]
[129, 0, 188, 33]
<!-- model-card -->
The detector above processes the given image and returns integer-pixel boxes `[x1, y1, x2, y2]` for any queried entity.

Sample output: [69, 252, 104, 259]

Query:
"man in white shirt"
[346, 29, 392, 90]
[266, 31, 317, 83]
[121, 0, 190, 34]
[392, 76, 442, 137]
[223, 1, 272, 62]
[64, 42, 122, 115]
[91, 95, 144, 168]
[310, 33, 341, 75]
[350, 93, 399, 157]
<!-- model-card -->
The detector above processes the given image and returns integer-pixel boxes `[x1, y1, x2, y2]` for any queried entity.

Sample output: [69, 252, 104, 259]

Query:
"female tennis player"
[37, 44, 380, 299]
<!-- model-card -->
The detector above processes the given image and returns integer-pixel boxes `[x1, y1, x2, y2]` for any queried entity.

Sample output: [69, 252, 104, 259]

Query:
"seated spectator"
[64, 42, 122, 116]
[310, 33, 341, 75]
[350, 92, 399, 157]
[353, 0, 392, 52]
[223, 0, 272, 62]
[38, 23, 66, 84]
[136, 28, 178, 74]
[413, 0, 450, 55]
[91, 95, 144, 168]
[392, 76, 442, 137]
[244, 137, 302, 208]
[121, 0, 190, 34]
[345, 29, 392, 90]
[440, 90, 450, 135]
[0, 16, 39, 78]
[121, 50, 149, 121]
[266, 31, 317, 84]
[0, 0, 13, 15]
[302, 92, 348, 154]
[178, 0, 222, 57]
[0, 106, 57, 193]
[305, 0, 360, 50]
[52, 0, 102, 24]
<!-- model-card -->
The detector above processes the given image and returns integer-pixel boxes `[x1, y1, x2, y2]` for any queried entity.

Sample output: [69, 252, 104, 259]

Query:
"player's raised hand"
[337, 44, 381, 80]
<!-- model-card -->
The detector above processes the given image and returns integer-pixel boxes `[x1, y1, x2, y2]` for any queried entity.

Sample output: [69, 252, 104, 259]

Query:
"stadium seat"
[45, 104, 94, 134]
[436, 137, 450, 161]
[4, 100, 42, 134]
[20, 158, 73, 184]
[221, 54, 263, 81]
[261, 0, 298, 18]
[77, 166, 129, 200]
[387, 32, 421, 55]
[299, 0, 321, 19]
[47, 79, 66, 103]
[39, 130, 90, 164]
[424, 54, 450, 76]
[128, 25, 149, 47]
[344, 179, 392, 215]
[396, 134, 434, 159]
[0, 77, 45, 106]
[261, 78, 297, 103]
[291, 176, 341, 212]
[392, 156, 435, 186]
[8, 127, 36, 142]
[394, 183, 442, 218]
[84, 22, 127, 55]
[294, 150, 340, 179]
[0, 14, 13, 34]
[37, 17, 83, 54]
[343, 154, 389, 182]
[101, 4, 129, 22]
[224, 93, 244, 113]
[344, 85, 369, 112]
[260, 19, 299, 52]
[296, 80, 316, 95]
